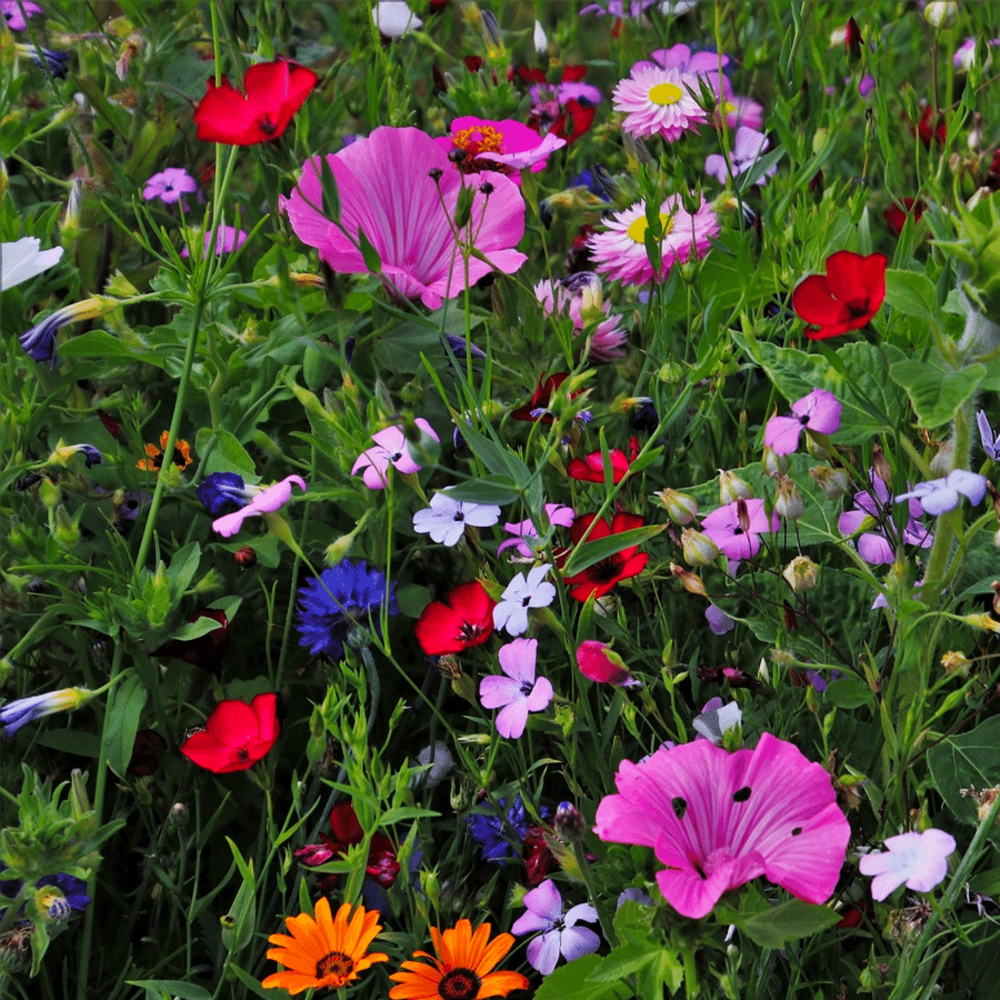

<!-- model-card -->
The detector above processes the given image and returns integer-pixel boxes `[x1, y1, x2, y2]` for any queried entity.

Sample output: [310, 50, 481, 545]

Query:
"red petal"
[447, 580, 495, 628]
[792, 275, 847, 326]
[180, 730, 243, 773]
[250, 693, 279, 744]
[610, 511, 645, 534]
[824, 251, 885, 311]
[194, 78, 261, 144]
[415, 601, 466, 656]
[204, 699, 257, 745]
[561, 65, 587, 82]
[330, 801, 364, 844]
[570, 513, 610, 545]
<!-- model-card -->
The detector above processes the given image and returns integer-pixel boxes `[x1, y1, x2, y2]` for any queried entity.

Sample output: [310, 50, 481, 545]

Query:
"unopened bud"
[670, 562, 707, 596]
[929, 439, 954, 477]
[681, 528, 719, 567]
[924, 1, 958, 29]
[762, 446, 788, 478]
[871, 445, 892, 487]
[655, 488, 698, 525]
[810, 465, 850, 499]
[719, 469, 752, 504]
[554, 801, 588, 842]
[774, 477, 805, 521]
[844, 17, 863, 61]
[782, 555, 819, 594]
[736, 498, 752, 534]
[940, 650, 971, 676]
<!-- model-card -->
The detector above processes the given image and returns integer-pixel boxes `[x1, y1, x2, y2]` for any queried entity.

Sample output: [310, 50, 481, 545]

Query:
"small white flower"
[373, 1, 421, 38]
[412, 491, 501, 547]
[692, 697, 741, 744]
[1, 237, 64, 291]
[533, 19, 548, 54]
[492, 564, 556, 636]
[859, 829, 956, 900]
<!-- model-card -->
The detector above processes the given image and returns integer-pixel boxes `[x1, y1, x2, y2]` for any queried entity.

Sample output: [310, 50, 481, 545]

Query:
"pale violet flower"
[1, 688, 93, 738]
[704, 127, 777, 187]
[859, 829, 956, 900]
[479, 638, 553, 739]
[412, 491, 501, 547]
[896, 469, 987, 516]
[373, 1, 421, 37]
[692, 697, 742, 744]
[705, 604, 735, 635]
[1, 237, 64, 291]
[763, 388, 842, 456]
[212, 475, 307, 537]
[497, 503, 575, 559]
[977, 410, 1000, 461]
[410, 740, 455, 790]
[142, 168, 198, 204]
[492, 564, 556, 636]
[352, 418, 439, 489]
[511, 879, 601, 975]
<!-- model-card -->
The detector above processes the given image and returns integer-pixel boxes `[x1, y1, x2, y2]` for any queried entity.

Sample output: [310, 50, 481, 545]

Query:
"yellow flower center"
[452, 124, 504, 157]
[626, 212, 675, 244]
[648, 82, 683, 106]
[316, 951, 355, 982]
[722, 100, 737, 115]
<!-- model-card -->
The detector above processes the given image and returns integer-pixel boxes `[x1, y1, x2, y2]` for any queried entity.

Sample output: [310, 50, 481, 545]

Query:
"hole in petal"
[672, 796, 687, 820]
[733, 786, 751, 803]
[791, 826, 803, 836]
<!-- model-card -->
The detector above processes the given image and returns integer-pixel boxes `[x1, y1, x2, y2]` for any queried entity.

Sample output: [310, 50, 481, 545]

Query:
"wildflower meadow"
[6, 1, 1000, 997]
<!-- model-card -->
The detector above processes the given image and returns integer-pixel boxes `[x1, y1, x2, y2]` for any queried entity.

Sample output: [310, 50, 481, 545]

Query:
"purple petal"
[559, 924, 601, 962]
[498, 637, 538, 684]
[527, 929, 563, 975]
[479, 676, 521, 709]
[496, 698, 530, 739]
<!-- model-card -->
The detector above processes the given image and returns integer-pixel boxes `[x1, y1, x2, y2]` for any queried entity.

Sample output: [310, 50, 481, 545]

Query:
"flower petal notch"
[194, 59, 318, 146]
[286, 126, 527, 310]
[594, 732, 851, 919]
[792, 250, 888, 340]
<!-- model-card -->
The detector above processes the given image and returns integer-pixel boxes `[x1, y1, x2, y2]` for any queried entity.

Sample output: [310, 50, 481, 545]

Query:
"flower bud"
[670, 562, 707, 597]
[774, 477, 805, 521]
[809, 465, 850, 499]
[844, 17, 863, 62]
[871, 444, 892, 488]
[719, 469, 752, 504]
[575, 640, 642, 688]
[924, 1, 958, 29]
[554, 801, 588, 842]
[681, 528, 719, 567]
[929, 439, 954, 476]
[655, 488, 698, 525]
[782, 555, 819, 594]
[963, 613, 1000, 633]
[940, 650, 971, 676]
[762, 446, 788, 478]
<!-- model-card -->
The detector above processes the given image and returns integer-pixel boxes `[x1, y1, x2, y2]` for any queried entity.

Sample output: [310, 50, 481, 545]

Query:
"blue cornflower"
[16, 44, 71, 77]
[295, 560, 398, 660]
[196, 472, 251, 516]
[465, 794, 528, 866]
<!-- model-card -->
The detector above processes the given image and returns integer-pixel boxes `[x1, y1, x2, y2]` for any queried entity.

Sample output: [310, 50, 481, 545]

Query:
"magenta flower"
[838, 472, 932, 565]
[594, 733, 851, 919]
[700, 498, 779, 562]
[352, 418, 439, 489]
[479, 638, 553, 739]
[181, 224, 247, 259]
[286, 126, 527, 310]
[498, 503, 575, 558]
[511, 879, 600, 974]
[212, 475, 307, 537]
[763, 388, 842, 456]
[143, 168, 198, 204]
[534, 274, 629, 362]
[859, 829, 956, 900]
[434, 116, 565, 181]
[2, 0, 41, 30]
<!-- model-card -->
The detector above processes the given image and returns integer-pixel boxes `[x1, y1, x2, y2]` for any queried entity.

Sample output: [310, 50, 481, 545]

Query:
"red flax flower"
[792, 250, 887, 340]
[884, 198, 926, 237]
[180, 693, 279, 773]
[300, 802, 401, 890]
[567, 437, 639, 484]
[562, 512, 650, 602]
[415, 581, 496, 656]
[194, 59, 318, 145]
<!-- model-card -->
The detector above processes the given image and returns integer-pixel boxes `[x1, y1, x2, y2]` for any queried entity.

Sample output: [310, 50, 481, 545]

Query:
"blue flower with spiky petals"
[295, 560, 398, 660]
[466, 794, 528, 866]
[197, 472, 251, 515]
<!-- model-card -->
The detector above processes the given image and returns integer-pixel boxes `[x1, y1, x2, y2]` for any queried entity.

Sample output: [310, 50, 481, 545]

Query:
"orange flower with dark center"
[261, 897, 388, 995]
[389, 920, 527, 1000]
[137, 431, 193, 471]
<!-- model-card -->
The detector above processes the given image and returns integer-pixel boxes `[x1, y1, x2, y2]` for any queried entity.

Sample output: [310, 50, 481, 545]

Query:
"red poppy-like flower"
[567, 437, 639, 484]
[561, 512, 650, 602]
[884, 198, 926, 237]
[194, 59, 318, 145]
[299, 802, 402, 890]
[791, 250, 887, 340]
[415, 580, 496, 656]
[180, 693, 279, 773]
[511, 373, 581, 423]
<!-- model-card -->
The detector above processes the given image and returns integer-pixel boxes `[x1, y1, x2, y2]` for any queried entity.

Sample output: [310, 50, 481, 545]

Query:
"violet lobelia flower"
[511, 879, 601, 974]
[977, 410, 1000, 461]
[896, 469, 987, 516]
[286, 126, 527, 310]
[838, 471, 932, 564]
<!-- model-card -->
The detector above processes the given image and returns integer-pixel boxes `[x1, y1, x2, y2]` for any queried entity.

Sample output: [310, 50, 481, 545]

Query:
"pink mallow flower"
[859, 829, 956, 900]
[534, 273, 629, 362]
[511, 879, 601, 974]
[763, 388, 842, 456]
[700, 498, 779, 562]
[212, 475, 306, 538]
[594, 732, 851, 919]
[286, 126, 527, 310]
[479, 638, 553, 740]
[352, 418, 439, 489]
[435, 116, 566, 182]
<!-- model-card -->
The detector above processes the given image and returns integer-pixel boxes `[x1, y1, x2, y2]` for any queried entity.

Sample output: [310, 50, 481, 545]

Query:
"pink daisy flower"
[587, 194, 720, 286]
[435, 116, 566, 183]
[613, 65, 708, 142]
[286, 126, 527, 311]
[594, 733, 851, 919]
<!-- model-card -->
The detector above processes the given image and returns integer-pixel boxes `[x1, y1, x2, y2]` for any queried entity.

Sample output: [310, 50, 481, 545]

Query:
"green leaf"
[737, 899, 842, 949]
[228, 963, 283, 999]
[927, 716, 1000, 836]
[357, 227, 382, 274]
[884, 269, 938, 323]
[888, 359, 985, 429]
[165, 617, 224, 642]
[35, 729, 100, 757]
[442, 475, 523, 506]
[534, 954, 630, 1000]
[58, 331, 167, 367]
[126, 982, 213, 1000]
[201, 428, 258, 480]
[585, 943, 661, 981]
[562, 523, 665, 578]
[824, 674, 875, 709]
[456, 421, 532, 484]
[105, 672, 148, 777]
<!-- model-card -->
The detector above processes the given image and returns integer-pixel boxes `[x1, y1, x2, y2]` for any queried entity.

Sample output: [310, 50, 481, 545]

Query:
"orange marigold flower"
[389, 919, 528, 1000]
[137, 431, 193, 471]
[261, 897, 388, 996]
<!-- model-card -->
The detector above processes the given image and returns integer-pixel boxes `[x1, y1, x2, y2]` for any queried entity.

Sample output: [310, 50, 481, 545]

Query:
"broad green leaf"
[585, 943, 661, 982]
[562, 523, 665, 578]
[535, 954, 629, 1000]
[200, 428, 258, 480]
[824, 674, 875, 709]
[105, 672, 148, 777]
[927, 716, 1000, 836]
[884, 269, 938, 323]
[35, 729, 100, 757]
[443, 475, 523, 506]
[456, 420, 532, 484]
[58, 331, 167, 367]
[738, 899, 842, 949]
[888, 359, 985, 429]
[126, 982, 213, 1000]
[165, 617, 224, 642]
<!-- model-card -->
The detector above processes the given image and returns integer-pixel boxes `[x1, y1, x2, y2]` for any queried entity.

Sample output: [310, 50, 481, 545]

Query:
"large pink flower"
[434, 116, 565, 182]
[287, 126, 527, 310]
[595, 733, 850, 919]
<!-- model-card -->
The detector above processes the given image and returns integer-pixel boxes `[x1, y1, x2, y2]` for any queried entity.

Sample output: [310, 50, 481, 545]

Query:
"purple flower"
[181, 224, 248, 259]
[838, 472, 932, 564]
[705, 127, 776, 187]
[859, 829, 956, 900]
[763, 388, 842, 456]
[692, 697, 741, 744]
[2, 1, 42, 30]
[705, 604, 735, 635]
[511, 879, 601, 974]
[465, 794, 528, 866]
[497, 503, 575, 558]
[580, 0, 656, 15]
[0, 688, 91, 738]
[896, 469, 987, 515]
[412, 491, 501, 547]
[700, 498, 779, 562]
[479, 638, 553, 739]
[352, 419, 439, 489]
[197, 472, 250, 516]
[143, 168, 198, 204]
[977, 410, 999, 461]
[16, 44, 70, 77]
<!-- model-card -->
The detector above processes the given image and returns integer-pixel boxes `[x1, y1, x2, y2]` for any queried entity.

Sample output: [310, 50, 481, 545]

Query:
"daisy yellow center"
[453, 125, 504, 158]
[438, 967, 482, 1000]
[316, 951, 355, 981]
[722, 100, 737, 115]
[626, 213, 675, 243]
[648, 82, 683, 106]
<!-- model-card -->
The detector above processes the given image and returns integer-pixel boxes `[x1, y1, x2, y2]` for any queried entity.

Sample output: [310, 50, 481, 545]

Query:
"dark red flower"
[884, 198, 926, 237]
[567, 438, 639, 484]
[151, 609, 229, 669]
[194, 59, 318, 146]
[791, 250, 887, 340]
[523, 824, 557, 887]
[127, 729, 167, 777]
[511, 373, 581, 423]
[548, 99, 597, 144]
[304, 802, 401, 890]
[909, 105, 948, 149]
[844, 17, 863, 61]
[179, 692, 279, 773]
[415, 580, 496, 656]
[98, 410, 121, 440]
[561, 512, 650, 602]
